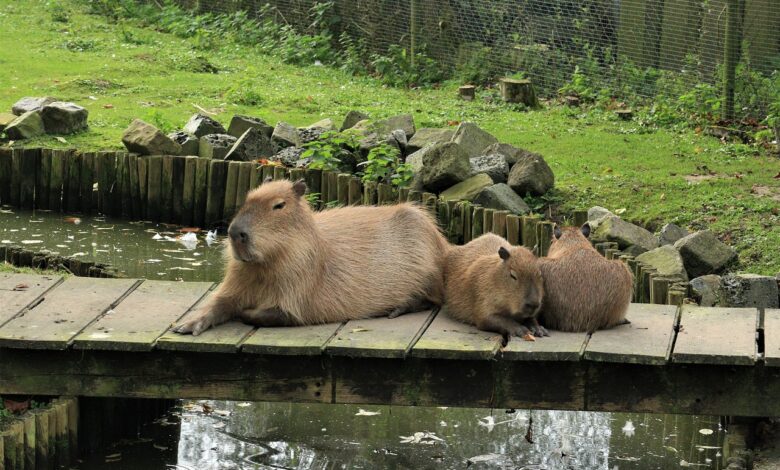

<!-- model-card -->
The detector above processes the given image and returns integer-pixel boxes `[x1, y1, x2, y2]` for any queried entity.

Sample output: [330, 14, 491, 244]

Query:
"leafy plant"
[359, 143, 413, 187]
[50, 2, 70, 23]
[559, 66, 595, 102]
[144, 109, 175, 134]
[371, 45, 443, 88]
[225, 77, 264, 106]
[63, 38, 97, 52]
[302, 131, 343, 171]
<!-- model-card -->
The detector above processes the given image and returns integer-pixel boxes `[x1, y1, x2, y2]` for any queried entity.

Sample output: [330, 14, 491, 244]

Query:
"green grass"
[1, 0, 778, 275]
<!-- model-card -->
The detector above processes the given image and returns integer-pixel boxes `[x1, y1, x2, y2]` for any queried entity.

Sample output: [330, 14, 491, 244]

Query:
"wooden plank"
[66, 150, 81, 213]
[348, 177, 362, 205]
[127, 153, 140, 220]
[136, 155, 148, 220]
[181, 156, 197, 226]
[672, 305, 758, 365]
[160, 155, 174, 222]
[326, 310, 436, 358]
[223, 160, 240, 221]
[337, 173, 350, 206]
[111, 151, 125, 217]
[0, 273, 63, 328]
[119, 152, 133, 218]
[10, 148, 22, 207]
[205, 159, 226, 226]
[193, 157, 209, 227]
[273, 166, 287, 181]
[73, 280, 213, 351]
[171, 155, 185, 223]
[0, 147, 11, 205]
[506, 214, 521, 245]
[0, 277, 139, 349]
[762, 309, 780, 367]
[20, 147, 38, 210]
[49, 149, 65, 212]
[521, 215, 539, 251]
[502, 331, 588, 361]
[585, 303, 678, 365]
[79, 151, 94, 214]
[146, 155, 162, 222]
[242, 322, 342, 356]
[410, 308, 502, 360]
[234, 161, 252, 211]
[37, 148, 52, 210]
[249, 162, 262, 189]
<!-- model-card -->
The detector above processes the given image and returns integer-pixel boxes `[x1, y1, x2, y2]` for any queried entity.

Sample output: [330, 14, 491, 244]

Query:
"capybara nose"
[228, 225, 248, 244]
[525, 301, 540, 312]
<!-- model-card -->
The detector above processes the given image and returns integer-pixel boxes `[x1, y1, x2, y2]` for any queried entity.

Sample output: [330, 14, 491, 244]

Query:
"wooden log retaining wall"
[0, 245, 120, 278]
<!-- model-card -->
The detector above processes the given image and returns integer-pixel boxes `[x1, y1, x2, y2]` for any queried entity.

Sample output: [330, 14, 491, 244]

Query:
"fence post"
[723, 0, 742, 121]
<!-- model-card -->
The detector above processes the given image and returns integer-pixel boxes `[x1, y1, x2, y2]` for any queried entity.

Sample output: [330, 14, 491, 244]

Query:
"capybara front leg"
[172, 296, 238, 336]
[524, 317, 550, 337]
[237, 307, 294, 327]
[477, 314, 530, 346]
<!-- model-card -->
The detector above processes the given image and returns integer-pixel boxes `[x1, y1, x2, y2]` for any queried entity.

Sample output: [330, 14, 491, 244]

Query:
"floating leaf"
[55, 136, 68, 144]
[355, 409, 381, 416]
[698, 428, 714, 435]
[14, 283, 29, 291]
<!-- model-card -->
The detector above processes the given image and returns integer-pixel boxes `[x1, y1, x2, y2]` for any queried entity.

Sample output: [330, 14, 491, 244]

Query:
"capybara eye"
[273, 201, 286, 210]
[509, 272, 517, 280]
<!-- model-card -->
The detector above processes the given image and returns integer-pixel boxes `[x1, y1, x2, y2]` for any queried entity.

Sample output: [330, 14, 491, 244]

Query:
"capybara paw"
[387, 307, 404, 319]
[512, 325, 531, 337]
[618, 318, 631, 326]
[172, 318, 210, 336]
[533, 325, 550, 337]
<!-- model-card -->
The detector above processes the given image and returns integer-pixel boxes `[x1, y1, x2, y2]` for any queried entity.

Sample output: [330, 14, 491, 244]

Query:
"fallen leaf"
[350, 328, 370, 333]
[355, 409, 381, 416]
[179, 227, 201, 233]
[55, 136, 68, 144]
[698, 428, 714, 435]
[522, 333, 536, 342]
[3, 398, 30, 413]
[14, 283, 29, 291]
[63, 216, 81, 224]
[615, 208, 627, 215]
[103, 104, 114, 109]
[447, 120, 460, 126]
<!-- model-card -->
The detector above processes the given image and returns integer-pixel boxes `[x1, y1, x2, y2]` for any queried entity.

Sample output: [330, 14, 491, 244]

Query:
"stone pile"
[2, 96, 89, 139]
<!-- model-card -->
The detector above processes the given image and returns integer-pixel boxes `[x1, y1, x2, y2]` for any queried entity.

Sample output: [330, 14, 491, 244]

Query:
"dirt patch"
[684, 174, 719, 184]
[751, 185, 780, 202]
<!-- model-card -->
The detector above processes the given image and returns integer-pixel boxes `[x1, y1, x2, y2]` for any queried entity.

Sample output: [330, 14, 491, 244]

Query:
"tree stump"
[615, 109, 633, 121]
[458, 85, 476, 101]
[498, 78, 538, 107]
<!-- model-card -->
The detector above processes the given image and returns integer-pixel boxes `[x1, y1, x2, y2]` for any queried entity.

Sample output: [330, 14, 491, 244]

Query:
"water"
[1, 209, 727, 469]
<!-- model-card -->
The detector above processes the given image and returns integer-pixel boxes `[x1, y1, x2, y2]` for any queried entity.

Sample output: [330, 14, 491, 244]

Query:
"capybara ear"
[581, 223, 591, 238]
[263, 176, 274, 184]
[292, 179, 307, 198]
[554, 224, 562, 239]
[498, 246, 511, 261]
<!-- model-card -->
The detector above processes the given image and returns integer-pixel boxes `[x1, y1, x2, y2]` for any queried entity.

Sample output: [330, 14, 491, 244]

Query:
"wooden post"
[327, 171, 338, 204]
[22, 413, 36, 469]
[146, 156, 162, 222]
[492, 210, 508, 238]
[79, 151, 95, 214]
[498, 78, 538, 107]
[95, 151, 115, 215]
[0, 147, 11, 204]
[49, 150, 65, 212]
[348, 177, 362, 205]
[407, 189, 422, 204]
[121, 152, 133, 218]
[506, 214, 521, 245]
[34, 410, 50, 470]
[136, 156, 149, 220]
[483, 208, 494, 234]
[273, 166, 287, 181]
[521, 216, 539, 252]
[320, 170, 330, 207]
[422, 192, 437, 215]
[261, 164, 275, 182]
[572, 210, 588, 227]
[127, 153, 141, 220]
[471, 206, 484, 240]
[181, 156, 197, 226]
[450, 202, 465, 244]
[363, 181, 378, 206]
[205, 159, 227, 226]
[38, 148, 52, 210]
[10, 148, 22, 207]
[234, 162, 253, 211]
[250, 163, 263, 189]
[20, 148, 39, 210]
[223, 160, 240, 222]
[537, 221, 554, 256]
[65, 398, 78, 463]
[337, 173, 350, 206]
[54, 401, 69, 468]
[193, 158, 209, 227]
[65, 150, 80, 213]
[458, 85, 476, 101]
[437, 200, 449, 232]
[171, 155, 186, 223]
[377, 183, 396, 205]
[462, 202, 473, 243]
[723, 0, 741, 121]
[111, 151, 125, 217]
[304, 169, 322, 200]
[289, 168, 305, 183]
[160, 155, 174, 222]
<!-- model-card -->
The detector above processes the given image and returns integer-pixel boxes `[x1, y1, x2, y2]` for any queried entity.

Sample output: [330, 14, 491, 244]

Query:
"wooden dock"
[1, 273, 778, 417]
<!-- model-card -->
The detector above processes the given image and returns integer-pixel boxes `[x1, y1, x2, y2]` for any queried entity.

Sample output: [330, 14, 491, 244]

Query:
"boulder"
[417, 142, 471, 193]
[474, 183, 531, 215]
[0, 112, 18, 132]
[12, 96, 57, 116]
[659, 223, 689, 246]
[340, 110, 369, 131]
[407, 128, 454, 154]
[721, 274, 779, 309]
[440, 174, 494, 202]
[375, 114, 415, 138]
[299, 126, 328, 144]
[481, 142, 523, 165]
[225, 128, 274, 161]
[273, 146, 305, 167]
[690, 275, 723, 307]
[122, 119, 181, 155]
[306, 118, 336, 132]
[507, 151, 554, 196]
[588, 206, 614, 222]
[40, 102, 88, 134]
[183, 113, 226, 138]
[227, 115, 273, 139]
[405, 147, 425, 174]
[199, 133, 237, 160]
[389, 129, 407, 150]
[673, 231, 737, 278]
[168, 131, 199, 156]
[591, 215, 659, 252]
[4, 111, 45, 140]
[470, 154, 509, 183]
[450, 122, 498, 157]
[622, 245, 649, 257]
[271, 121, 302, 150]
[635, 245, 688, 281]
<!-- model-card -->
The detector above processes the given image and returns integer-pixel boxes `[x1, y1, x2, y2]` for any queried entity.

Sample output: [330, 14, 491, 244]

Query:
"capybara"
[538, 224, 633, 332]
[443, 233, 546, 342]
[173, 179, 449, 335]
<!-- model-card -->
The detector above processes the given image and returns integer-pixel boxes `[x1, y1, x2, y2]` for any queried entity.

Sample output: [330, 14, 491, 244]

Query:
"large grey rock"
[122, 119, 182, 155]
[588, 206, 614, 222]
[0, 112, 16, 132]
[168, 131, 199, 156]
[225, 128, 274, 161]
[407, 128, 454, 154]
[417, 142, 471, 193]
[474, 183, 531, 215]
[199, 133, 236, 160]
[183, 114, 226, 138]
[507, 151, 554, 196]
[674, 231, 737, 278]
[340, 110, 369, 131]
[591, 215, 659, 252]
[635, 245, 688, 281]
[481, 142, 523, 165]
[227, 115, 273, 139]
[4, 110, 45, 140]
[405, 147, 426, 174]
[274, 147, 304, 167]
[389, 129, 407, 150]
[375, 114, 415, 139]
[470, 154, 509, 183]
[622, 245, 649, 257]
[12, 96, 57, 116]
[659, 223, 690, 246]
[690, 275, 723, 307]
[440, 174, 494, 202]
[271, 121, 301, 150]
[40, 102, 88, 134]
[721, 274, 779, 309]
[299, 126, 328, 144]
[451, 122, 498, 157]
[306, 118, 335, 132]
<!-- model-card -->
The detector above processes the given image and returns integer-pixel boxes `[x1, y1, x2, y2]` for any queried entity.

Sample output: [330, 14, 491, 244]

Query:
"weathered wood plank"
[193, 157, 209, 227]
[205, 159, 226, 226]
[0, 147, 11, 205]
[326, 310, 436, 358]
[242, 323, 342, 356]
[38, 148, 52, 210]
[501, 331, 588, 361]
[72, 280, 213, 351]
[585, 303, 678, 365]
[49, 149, 65, 212]
[79, 151, 95, 214]
[127, 153, 141, 220]
[10, 148, 22, 207]
[146, 155, 162, 222]
[410, 309, 501, 360]
[171, 155, 185, 224]
[0, 277, 139, 349]
[234, 161, 252, 211]
[20, 148, 39, 210]
[0, 273, 63, 328]
[160, 155, 174, 222]
[136, 155, 148, 220]
[672, 305, 758, 365]
[223, 160, 240, 222]
[763, 309, 780, 367]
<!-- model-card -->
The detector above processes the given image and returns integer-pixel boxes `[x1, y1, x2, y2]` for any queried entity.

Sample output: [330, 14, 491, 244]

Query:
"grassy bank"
[0, 0, 778, 275]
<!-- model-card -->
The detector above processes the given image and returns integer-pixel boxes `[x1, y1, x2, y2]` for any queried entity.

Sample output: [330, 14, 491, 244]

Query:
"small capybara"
[538, 223, 633, 333]
[173, 179, 449, 335]
[444, 233, 546, 342]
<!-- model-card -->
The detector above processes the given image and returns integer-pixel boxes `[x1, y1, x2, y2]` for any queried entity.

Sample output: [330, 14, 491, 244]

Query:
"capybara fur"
[538, 224, 633, 333]
[173, 179, 449, 335]
[444, 233, 546, 342]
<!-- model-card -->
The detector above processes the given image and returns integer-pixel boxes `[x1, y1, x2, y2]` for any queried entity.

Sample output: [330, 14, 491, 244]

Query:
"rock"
[183, 114, 226, 138]
[470, 154, 509, 183]
[375, 114, 415, 138]
[39, 102, 88, 134]
[4, 111, 45, 140]
[473, 183, 531, 215]
[591, 215, 659, 252]
[340, 110, 369, 131]
[659, 223, 690, 246]
[273, 146, 304, 167]
[721, 274, 779, 309]
[417, 142, 472, 193]
[673, 231, 737, 278]
[405, 148, 425, 174]
[389, 129, 407, 150]
[451, 122, 498, 157]
[299, 126, 328, 144]
[481, 142, 523, 165]
[225, 128, 274, 161]
[588, 206, 614, 222]
[622, 245, 649, 257]
[690, 275, 723, 307]
[168, 131, 199, 156]
[635, 245, 688, 281]
[271, 121, 302, 150]
[11, 96, 57, 116]
[122, 119, 181, 155]
[0, 112, 17, 132]
[507, 151, 554, 196]
[306, 118, 336, 131]
[407, 128, 454, 154]
[440, 174, 494, 202]
[227, 115, 273, 139]
[198, 133, 237, 159]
